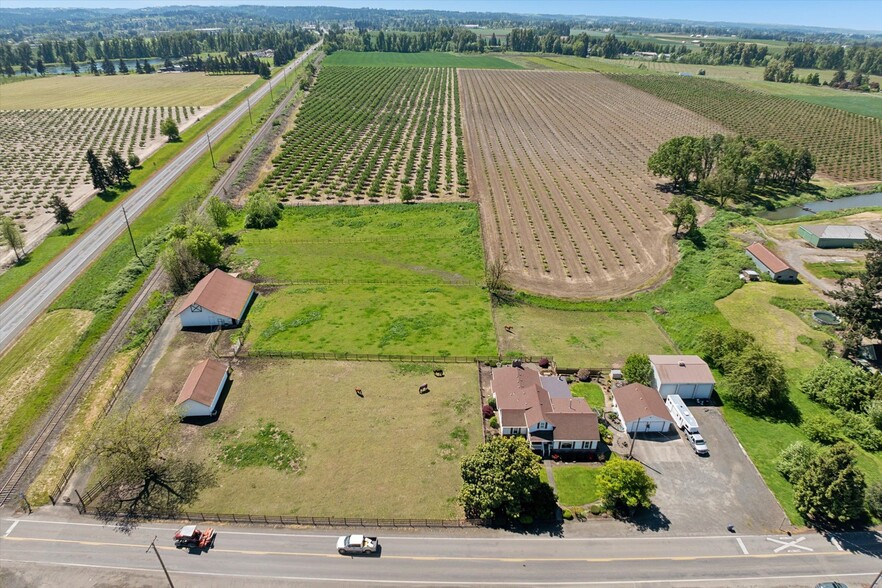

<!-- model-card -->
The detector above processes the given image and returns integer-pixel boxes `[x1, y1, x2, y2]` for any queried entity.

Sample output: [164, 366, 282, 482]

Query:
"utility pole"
[628, 417, 641, 460]
[207, 133, 216, 168]
[268, 78, 274, 101]
[147, 536, 174, 588]
[121, 205, 143, 266]
[246, 96, 253, 125]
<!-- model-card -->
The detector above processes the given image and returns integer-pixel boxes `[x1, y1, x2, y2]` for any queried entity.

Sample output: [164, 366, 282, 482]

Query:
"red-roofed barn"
[176, 359, 229, 418]
[177, 269, 255, 329]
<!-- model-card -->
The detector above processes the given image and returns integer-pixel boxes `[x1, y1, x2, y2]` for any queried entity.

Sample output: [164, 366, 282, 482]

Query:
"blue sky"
[3, 1, 880, 32]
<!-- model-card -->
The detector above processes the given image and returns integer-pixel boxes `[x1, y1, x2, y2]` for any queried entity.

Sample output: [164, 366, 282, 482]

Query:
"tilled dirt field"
[459, 70, 729, 298]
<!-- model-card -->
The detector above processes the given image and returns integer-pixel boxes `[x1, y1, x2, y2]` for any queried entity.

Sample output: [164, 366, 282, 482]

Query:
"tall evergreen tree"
[108, 148, 131, 185]
[48, 195, 74, 231]
[86, 148, 111, 191]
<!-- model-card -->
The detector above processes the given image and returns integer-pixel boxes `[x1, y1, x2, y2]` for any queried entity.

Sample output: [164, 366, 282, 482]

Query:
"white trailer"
[665, 394, 699, 434]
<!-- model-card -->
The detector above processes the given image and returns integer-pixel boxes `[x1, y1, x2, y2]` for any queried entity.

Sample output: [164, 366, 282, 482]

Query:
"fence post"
[74, 490, 85, 514]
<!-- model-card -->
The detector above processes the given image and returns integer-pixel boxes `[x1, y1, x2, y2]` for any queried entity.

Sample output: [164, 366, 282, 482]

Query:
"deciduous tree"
[723, 342, 789, 413]
[664, 196, 697, 237]
[87, 402, 215, 529]
[622, 354, 653, 386]
[597, 457, 656, 515]
[206, 196, 230, 230]
[244, 191, 281, 229]
[160, 117, 181, 142]
[831, 235, 882, 345]
[459, 436, 554, 524]
[794, 442, 865, 524]
[0, 215, 25, 262]
[800, 360, 880, 413]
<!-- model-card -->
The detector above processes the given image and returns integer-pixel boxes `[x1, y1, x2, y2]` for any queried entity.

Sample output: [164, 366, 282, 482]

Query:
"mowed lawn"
[323, 51, 522, 69]
[715, 281, 882, 522]
[552, 465, 601, 506]
[495, 306, 675, 368]
[172, 360, 482, 518]
[239, 204, 497, 357]
[0, 73, 256, 109]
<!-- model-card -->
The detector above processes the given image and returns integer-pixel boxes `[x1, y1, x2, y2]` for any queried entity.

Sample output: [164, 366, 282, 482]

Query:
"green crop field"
[322, 51, 521, 69]
[733, 80, 882, 120]
[0, 72, 256, 109]
[237, 203, 496, 357]
[609, 74, 882, 182]
[264, 65, 466, 201]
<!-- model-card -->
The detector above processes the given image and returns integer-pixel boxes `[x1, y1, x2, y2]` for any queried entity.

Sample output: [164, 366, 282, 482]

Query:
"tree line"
[648, 135, 815, 207]
[507, 30, 684, 59]
[325, 27, 488, 54]
[0, 28, 313, 73]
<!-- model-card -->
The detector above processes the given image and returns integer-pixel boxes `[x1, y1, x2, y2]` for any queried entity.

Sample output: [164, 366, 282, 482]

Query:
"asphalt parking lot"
[629, 406, 789, 535]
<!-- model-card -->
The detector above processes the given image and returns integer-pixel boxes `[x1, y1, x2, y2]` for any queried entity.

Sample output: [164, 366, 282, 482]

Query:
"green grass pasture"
[238, 204, 496, 356]
[494, 306, 674, 368]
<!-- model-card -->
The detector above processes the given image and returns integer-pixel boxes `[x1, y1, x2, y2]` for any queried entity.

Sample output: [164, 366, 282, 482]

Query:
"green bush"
[775, 440, 819, 482]
[244, 191, 282, 229]
[836, 410, 882, 451]
[598, 424, 613, 444]
[489, 415, 499, 429]
[866, 479, 882, 519]
[868, 399, 882, 431]
[571, 506, 585, 520]
[801, 360, 878, 413]
[802, 414, 843, 445]
[562, 509, 574, 520]
[488, 396, 497, 409]
[589, 504, 603, 515]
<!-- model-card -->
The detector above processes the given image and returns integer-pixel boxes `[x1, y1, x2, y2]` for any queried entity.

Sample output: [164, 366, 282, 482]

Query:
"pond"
[812, 310, 841, 325]
[759, 192, 882, 220]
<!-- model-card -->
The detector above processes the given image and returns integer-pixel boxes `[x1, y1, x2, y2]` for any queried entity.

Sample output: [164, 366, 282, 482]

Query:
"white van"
[665, 394, 699, 434]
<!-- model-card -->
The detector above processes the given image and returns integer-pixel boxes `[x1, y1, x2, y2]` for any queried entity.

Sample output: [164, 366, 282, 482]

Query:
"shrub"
[244, 191, 282, 229]
[488, 396, 497, 409]
[723, 343, 789, 413]
[801, 360, 878, 413]
[482, 405, 494, 419]
[538, 357, 550, 368]
[598, 424, 613, 445]
[562, 509, 574, 520]
[836, 410, 882, 451]
[489, 416, 499, 429]
[802, 414, 843, 445]
[866, 479, 882, 519]
[868, 399, 882, 431]
[775, 440, 819, 482]
[576, 368, 591, 382]
[571, 506, 585, 520]
[795, 442, 865, 524]
[589, 504, 603, 515]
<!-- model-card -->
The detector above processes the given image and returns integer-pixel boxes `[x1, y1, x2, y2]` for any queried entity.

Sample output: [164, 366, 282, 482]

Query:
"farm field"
[322, 50, 521, 69]
[731, 80, 882, 120]
[608, 74, 882, 182]
[143, 354, 481, 518]
[263, 65, 466, 202]
[0, 72, 254, 266]
[236, 204, 496, 357]
[494, 306, 675, 368]
[459, 70, 728, 298]
[0, 72, 256, 109]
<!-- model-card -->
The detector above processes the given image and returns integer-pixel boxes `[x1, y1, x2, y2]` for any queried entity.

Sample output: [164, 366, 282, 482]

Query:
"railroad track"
[0, 53, 320, 508]
[0, 267, 164, 507]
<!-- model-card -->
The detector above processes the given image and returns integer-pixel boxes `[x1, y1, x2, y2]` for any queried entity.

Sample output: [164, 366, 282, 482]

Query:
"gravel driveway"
[630, 405, 790, 535]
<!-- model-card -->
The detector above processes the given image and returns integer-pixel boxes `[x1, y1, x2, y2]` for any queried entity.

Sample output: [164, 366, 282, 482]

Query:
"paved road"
[0, 41, 321, 356]
[1, 515, 879, 587]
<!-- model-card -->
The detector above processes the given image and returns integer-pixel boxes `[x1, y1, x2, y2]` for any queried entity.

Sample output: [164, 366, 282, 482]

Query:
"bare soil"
[459, 70, 729, 298]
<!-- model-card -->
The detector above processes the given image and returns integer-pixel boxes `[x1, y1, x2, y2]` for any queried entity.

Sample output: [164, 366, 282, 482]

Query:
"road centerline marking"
[736, 537, 748, 555]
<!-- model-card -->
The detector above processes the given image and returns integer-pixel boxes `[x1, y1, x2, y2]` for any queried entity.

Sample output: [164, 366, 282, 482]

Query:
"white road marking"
[0, 519, 810, 543]
[831, 537, 844, 551]
[736, 537, 748, 555]
[4, 520, 19, 537]
[0, 558, 876, 586]
[767, 536, 813, 553]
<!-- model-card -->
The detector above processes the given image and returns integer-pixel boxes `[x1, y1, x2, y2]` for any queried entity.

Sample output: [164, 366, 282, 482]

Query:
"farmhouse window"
[560, 442, 573, 449]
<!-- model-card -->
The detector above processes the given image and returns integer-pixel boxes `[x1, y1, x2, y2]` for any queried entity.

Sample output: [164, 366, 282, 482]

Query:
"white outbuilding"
[177, 269, 255, 329]
[175, 359, 229, 418]
[612, 383, 674, 434]
[648, 355, 715, 399]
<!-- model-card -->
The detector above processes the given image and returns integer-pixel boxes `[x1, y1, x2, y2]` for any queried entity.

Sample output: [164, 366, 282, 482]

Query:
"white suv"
[687, 432, 709, 455]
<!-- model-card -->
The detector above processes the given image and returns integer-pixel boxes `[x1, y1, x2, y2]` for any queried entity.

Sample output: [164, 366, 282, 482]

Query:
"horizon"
[1, 1, 881, 34]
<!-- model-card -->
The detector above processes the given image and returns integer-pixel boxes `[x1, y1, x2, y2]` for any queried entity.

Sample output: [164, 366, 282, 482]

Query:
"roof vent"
[678, 361, 686, 367]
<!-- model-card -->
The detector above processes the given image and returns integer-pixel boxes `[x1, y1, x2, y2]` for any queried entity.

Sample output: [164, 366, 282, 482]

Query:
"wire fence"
[75, 505, 484, 528]
[243, 351, 552, 364]
[254, 278, 480, 287]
